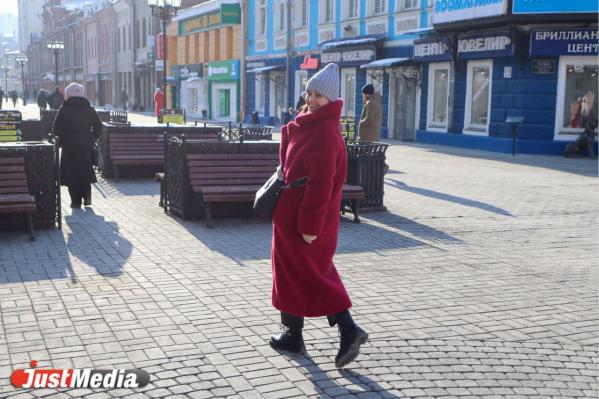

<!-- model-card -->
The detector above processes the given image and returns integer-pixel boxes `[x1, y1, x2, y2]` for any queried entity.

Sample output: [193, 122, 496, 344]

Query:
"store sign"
[161, 109, 185, 125]
[0, 110, 22, 142]
[413, 39, 451, 61]
[513, 0, 597, 14]
[414, 32, 512, 61]
[246, 61, 266, 69]
[179, 4, 241, 36]
[155, 60, 164, 72]
[434, 0, 507, 24]
[321, 46, 376, 66]
[457, 32, 513, 59]
[179, 64, 203, 79]
[207, 60, 240, 80]
[300, 55, 320, 70]
[530, 28, 599, 56]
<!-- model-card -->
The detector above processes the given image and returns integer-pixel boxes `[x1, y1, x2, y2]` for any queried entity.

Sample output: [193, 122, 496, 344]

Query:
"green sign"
[147, 52, 155, 60]
[207, 60, 240, 81]
[179, 4, 241, 36]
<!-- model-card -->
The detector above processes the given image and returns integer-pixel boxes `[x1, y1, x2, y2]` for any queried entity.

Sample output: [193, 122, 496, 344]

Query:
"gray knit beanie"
[305, 63, 339, 102]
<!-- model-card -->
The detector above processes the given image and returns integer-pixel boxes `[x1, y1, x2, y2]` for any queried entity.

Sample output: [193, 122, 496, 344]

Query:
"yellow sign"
[162, 110, 185, 125]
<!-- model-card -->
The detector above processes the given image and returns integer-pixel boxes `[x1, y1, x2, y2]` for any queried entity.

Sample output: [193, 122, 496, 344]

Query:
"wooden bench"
[107, 132, 221, 180]
[0, 157, 36, 240]
[184, 153, 364, 227]
[187, 153, 278, 227]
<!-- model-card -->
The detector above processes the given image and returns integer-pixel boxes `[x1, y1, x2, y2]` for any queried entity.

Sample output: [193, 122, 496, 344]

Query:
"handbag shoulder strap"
[283, 176, 308, 190]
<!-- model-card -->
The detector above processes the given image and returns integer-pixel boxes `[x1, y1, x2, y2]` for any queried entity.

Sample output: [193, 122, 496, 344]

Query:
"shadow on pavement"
[64, 207, 130, 277]
[173, 214, 432, 265]
[361, 212, 462, 244]
[0, 229, 77, 284]
[394, 141, 598, 177]
[291, 353, 402, 398]
[387, 178, 513, 217]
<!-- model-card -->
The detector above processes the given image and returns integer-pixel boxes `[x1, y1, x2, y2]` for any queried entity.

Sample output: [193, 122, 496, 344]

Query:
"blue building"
[244, 0, 433, 140]
[415, 0, 598, 154]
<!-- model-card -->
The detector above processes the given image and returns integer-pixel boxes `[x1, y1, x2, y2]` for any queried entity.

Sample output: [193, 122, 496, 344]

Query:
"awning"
[320, 35, 384, 50]
[402, 27, 436, 36]
[360, 58, 416, 69]
[247, 65, 285, 73]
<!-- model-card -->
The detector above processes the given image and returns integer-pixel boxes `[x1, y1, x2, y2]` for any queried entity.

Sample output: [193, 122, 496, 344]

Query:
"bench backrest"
[109, 133, 164, 158]
[186, 153, 279, 187]
[108, 132, 221, 159]
[0, 157, 30, 195]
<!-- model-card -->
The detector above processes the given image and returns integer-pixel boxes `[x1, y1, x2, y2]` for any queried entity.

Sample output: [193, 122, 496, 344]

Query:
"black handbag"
[253, 169, 307, 220]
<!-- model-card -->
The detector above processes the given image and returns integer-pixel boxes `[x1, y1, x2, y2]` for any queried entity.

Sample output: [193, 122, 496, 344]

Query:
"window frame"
[340, 68, 357, 117]
[402, 0, 420, 11]
[426, 62, 450, 132]
[255, 75, 264, 113]
[464, 59, 493, 135]
[257, 0, 267, 35]
[554, 55, 599, 140]
[320, 0, 335, 24]
[371, 0, 387, 16]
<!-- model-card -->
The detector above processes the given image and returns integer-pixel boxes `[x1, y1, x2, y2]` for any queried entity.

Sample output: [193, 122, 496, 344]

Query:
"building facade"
[244, 0, 432, 139]
[18, 0, 45, 53]
[170, 0, 242, 120]
[415, 0, 598, 154]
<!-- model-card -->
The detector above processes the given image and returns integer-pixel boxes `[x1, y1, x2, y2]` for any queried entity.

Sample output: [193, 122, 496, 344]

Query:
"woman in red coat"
[270, 63, 368, 368]
[154, 88, 164, 119]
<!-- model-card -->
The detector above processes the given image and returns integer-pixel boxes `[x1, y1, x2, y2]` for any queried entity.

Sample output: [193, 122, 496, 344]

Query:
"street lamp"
[46, 41, 65, 87]
[15, 56, 28, 98]
[148, 0, 181, 113]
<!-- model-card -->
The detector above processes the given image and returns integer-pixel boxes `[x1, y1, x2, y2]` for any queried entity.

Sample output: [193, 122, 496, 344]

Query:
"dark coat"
[48, 90, 64, 110]
[271, 99, 351, 317]
[37, 90, 48, 108]
[52, 96, 103, 186]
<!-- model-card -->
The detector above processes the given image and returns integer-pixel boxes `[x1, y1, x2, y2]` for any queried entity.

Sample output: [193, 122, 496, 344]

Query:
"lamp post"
[148, 0, 181, 113]
[46, 41, 65, 88]
[15, 56, 28, 98]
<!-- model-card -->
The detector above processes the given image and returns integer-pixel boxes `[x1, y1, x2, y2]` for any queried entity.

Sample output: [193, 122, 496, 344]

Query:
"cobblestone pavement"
[1, 142, 597, 398]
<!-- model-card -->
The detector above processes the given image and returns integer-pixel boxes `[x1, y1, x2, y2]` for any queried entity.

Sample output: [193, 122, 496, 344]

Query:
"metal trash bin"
[346, 142, 389, 211]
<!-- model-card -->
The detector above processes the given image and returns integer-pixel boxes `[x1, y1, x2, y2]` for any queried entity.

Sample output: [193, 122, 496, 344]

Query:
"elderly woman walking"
[52, 82, 103, 208]
[270, 63, 368, 368]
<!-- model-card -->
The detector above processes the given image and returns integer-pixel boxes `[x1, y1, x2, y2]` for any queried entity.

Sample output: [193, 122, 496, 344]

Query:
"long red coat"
[272, 99, 352, 317]
[154, 90, 164, 117]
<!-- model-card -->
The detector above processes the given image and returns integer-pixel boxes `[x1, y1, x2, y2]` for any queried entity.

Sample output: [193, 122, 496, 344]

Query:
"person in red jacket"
[154, 88, 164, 121]
[270, 63, 368, 368]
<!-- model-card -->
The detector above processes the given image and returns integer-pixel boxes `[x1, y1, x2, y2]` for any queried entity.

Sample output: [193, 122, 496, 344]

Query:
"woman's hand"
[302, 234, 317, 244]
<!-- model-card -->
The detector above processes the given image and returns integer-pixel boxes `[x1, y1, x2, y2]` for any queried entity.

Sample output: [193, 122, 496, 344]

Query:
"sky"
[6, 0, 18, 16]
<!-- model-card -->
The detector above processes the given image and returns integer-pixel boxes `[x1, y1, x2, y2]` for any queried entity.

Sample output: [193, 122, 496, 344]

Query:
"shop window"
[557, 57, 598, 134]
[464, 60, 492, 134]
[294, 70, 308, 108]
[270, 73, 286, 120]
[255, 76, 264, 113]
[341, 68, 356, 117]
[219, 89, 230, 117]
[427, 62, 450, 130]
[191, 88, 198, 114]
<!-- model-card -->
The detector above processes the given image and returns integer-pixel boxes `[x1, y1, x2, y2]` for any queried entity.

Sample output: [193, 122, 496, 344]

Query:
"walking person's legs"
[83, 184, 92, 206]
[327, 310, 369, 368]
[68, 185, 83, 208]
[269, 312, 305, 353]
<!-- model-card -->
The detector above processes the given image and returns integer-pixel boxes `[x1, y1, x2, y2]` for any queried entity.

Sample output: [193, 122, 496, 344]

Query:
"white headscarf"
[65, 82, 84, 99]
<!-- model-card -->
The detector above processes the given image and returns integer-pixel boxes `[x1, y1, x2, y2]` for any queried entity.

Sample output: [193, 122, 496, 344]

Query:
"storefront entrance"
[390, 74, 417, 141]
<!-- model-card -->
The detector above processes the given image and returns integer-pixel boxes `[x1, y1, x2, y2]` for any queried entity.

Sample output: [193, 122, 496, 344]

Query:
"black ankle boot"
[270, 312, 305, 354]
[328, 310, 368, 368]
